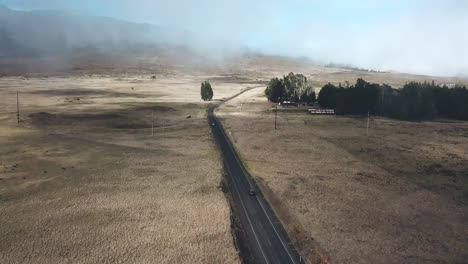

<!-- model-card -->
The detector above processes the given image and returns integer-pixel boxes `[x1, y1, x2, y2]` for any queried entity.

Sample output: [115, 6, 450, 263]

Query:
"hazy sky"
[1, 0, 467, 77]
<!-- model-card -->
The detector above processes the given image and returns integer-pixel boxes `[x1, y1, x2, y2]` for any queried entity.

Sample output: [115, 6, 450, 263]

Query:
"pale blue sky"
[1, 0, 467, 76]
[2, 0, 466, 26]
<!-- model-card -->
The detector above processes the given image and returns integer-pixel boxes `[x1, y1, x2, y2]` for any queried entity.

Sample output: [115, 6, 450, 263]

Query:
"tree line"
[265, 72, 316, 104]
[318, 79, 468, 120]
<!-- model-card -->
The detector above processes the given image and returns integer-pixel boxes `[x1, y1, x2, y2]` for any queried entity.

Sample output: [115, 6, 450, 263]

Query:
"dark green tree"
[301, 91, 316, 104]
[317, 79, 468, 121]
[265, 77, 286, 102]
[200, 81, 214, 101]
[318, 83, 339, 108]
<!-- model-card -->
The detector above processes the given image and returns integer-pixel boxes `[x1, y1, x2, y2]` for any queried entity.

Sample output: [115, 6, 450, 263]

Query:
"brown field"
[217, 87, 468, 264]
[0, 73, 248, 264]
[1, 55, 468, 264]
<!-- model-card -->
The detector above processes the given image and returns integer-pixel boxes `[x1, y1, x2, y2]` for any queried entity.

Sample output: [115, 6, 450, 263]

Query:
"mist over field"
[0, 0, 467, 76]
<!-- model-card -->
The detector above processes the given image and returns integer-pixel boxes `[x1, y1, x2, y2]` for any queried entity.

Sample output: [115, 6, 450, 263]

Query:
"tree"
[200, 81, 213, 101]
[310, 92, 317, 104]
[398, 82, 436, 120]
[316, 79, 468, 121]
[283, 72, 311, 102]
[265, 77, 286, 102]
[318, 83, 339, 108]
[265, 73, 314, 103]
[302, 91, 316, 104]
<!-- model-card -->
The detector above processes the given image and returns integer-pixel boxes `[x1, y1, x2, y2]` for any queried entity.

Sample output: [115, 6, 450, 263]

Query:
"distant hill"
[0, 5, 190, 58]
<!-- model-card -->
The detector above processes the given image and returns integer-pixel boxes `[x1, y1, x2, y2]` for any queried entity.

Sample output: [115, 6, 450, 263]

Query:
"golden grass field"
[217, 86, 468, 264]
[1, 56, 467, 264]
[0, 73, 248, 264]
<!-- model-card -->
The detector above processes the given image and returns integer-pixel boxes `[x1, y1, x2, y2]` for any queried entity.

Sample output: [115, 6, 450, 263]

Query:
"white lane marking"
[224, 162, 270, 264]
[256, 195, 297, 264]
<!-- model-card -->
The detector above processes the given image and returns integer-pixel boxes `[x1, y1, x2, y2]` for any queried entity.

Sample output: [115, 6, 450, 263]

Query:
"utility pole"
[16, 91, 20, 124]
[366, 111, 370, 137]
[151, 110, 154, 136]
[274, 102, 278, 130]
[381, 85, 385, 115]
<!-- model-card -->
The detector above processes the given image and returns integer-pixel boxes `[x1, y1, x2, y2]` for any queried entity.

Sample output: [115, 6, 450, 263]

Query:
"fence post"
[16, 91, 20, 124]
[151, 110, 154, 136]
[366, 111, 370, 137]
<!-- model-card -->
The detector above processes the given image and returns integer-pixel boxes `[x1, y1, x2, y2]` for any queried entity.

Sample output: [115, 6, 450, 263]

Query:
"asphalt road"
[208, 88, 302, 264]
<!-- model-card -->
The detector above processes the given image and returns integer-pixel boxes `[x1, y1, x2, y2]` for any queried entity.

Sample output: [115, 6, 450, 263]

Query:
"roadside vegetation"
[264, 72, 316, 104]
[318, 78, 468, 120]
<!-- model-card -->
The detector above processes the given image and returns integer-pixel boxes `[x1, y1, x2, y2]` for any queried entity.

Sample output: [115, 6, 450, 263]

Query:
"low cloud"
[1, 0, 467, 77]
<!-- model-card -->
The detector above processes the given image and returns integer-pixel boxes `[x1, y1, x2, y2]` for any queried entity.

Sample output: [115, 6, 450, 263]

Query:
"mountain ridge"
[0, 5, 190, 58]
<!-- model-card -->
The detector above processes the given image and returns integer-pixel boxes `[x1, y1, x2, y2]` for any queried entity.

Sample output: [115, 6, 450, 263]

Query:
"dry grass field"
[0, 73, 248, 264]
[1, 55, 467, 264]
[217, 87, 468, 264]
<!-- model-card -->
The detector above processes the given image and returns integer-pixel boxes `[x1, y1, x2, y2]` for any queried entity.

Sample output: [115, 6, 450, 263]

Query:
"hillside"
[0, 5, 189, 58]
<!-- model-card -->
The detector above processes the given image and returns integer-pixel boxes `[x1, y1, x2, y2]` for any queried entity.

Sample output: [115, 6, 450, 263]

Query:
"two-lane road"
[208, 87, 301, 264]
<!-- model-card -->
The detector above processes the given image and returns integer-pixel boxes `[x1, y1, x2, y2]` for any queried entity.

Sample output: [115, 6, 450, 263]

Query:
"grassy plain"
[217, 87, 468, 264]
[0, 74, 243, 264]
[1, 55, 468, 264]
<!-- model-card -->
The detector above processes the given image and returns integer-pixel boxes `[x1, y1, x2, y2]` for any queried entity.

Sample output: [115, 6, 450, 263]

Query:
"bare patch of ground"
[217, 87, 468, 264]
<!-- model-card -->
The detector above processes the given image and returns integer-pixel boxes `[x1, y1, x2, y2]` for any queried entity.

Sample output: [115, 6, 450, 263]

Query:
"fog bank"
[1, 0, 467, 77]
